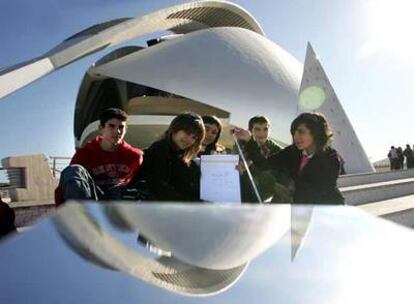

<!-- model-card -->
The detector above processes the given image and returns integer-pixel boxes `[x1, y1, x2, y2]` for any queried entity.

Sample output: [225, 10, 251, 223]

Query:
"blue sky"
[0, 0, 413, 162]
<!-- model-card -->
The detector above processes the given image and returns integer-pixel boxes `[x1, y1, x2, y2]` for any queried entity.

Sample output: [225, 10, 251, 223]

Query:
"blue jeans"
[60, 164, 126, 201]
[59, 165, 102, 201]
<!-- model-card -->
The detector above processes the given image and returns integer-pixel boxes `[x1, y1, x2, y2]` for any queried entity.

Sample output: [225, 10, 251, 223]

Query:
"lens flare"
[299, 86, 326, 110]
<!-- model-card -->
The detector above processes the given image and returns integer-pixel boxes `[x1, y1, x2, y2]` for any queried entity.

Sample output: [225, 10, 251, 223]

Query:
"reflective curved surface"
[1, 202, 414, 303]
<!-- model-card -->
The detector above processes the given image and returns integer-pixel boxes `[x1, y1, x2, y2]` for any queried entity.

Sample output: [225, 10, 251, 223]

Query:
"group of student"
[388, 145, 414, 170]
[55, 107, 345, 206]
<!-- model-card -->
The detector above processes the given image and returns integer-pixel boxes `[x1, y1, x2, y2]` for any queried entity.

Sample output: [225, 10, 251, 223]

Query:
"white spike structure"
[298, 43, 374, 173]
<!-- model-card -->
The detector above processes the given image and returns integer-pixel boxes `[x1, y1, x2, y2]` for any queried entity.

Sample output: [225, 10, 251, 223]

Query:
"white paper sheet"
[200, 154, 241, 203]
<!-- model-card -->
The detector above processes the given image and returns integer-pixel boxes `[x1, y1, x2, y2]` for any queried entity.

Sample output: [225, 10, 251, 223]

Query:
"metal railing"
[49, 156, 71, 178]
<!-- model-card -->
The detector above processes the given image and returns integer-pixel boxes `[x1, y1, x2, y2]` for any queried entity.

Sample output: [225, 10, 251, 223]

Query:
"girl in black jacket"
[233, 112, 344, 205]
[140, 113, 205, 202]
[198, 115, 227, 156]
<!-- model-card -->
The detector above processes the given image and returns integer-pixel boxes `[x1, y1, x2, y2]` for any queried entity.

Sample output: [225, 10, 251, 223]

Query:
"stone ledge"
[339, 169, 414, 187]
[359, 195, 414, 217]
[8, 200, 55, 208]
[341, 177, 414, 192]
[342, 178, 414, 205]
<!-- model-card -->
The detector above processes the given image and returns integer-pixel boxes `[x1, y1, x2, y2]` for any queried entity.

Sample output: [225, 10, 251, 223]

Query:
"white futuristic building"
[0, 0, 373, 173]
[7, 5, 414, 302]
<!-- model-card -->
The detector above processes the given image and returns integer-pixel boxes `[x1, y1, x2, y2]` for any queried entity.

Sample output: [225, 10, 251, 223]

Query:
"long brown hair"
[202, 115, 222, 154]
[165, 113, 205, 165]
[290, 112, 333, 151]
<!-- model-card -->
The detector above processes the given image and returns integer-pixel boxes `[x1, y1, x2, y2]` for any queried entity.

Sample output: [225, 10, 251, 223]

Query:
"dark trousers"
[407, 158, 414, 169]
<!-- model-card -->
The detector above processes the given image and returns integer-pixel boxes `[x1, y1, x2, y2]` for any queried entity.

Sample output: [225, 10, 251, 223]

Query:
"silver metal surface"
[1, 201, 414, 303]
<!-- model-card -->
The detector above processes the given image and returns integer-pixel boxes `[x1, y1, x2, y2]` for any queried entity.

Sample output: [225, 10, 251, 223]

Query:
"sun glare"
[363, 0, 414, 65]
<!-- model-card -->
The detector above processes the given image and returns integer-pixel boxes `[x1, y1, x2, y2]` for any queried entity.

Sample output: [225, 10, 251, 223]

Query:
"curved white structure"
[0, 0, 373, 173]
[92, 27, 302, 144]
[0, 1, 262, 99]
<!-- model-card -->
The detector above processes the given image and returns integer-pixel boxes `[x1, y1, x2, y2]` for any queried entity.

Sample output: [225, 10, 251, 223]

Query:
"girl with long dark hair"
[140, 112, 205, 201]
[199, 115, 226, 156]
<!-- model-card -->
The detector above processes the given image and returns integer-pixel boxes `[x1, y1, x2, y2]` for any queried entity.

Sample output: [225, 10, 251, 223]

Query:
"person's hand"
[235, 162, 247, 175]
[230, 125, 251, 142]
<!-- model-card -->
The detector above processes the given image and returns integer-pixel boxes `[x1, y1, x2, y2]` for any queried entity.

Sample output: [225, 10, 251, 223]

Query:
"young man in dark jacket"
[248, 116, 282, 159]
[238, 116, 285, 202]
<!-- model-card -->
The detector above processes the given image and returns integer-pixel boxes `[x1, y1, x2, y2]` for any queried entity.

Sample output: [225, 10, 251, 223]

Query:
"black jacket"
[139, 138, 200, 202]
[247, 140, 344, 205]
[0, 201, 17, 239]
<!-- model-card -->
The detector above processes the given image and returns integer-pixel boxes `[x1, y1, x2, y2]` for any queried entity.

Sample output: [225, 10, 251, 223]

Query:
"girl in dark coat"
[198, 115, 226, 156]
[140, 113, 205, 202]
[233, 112, 344, 205]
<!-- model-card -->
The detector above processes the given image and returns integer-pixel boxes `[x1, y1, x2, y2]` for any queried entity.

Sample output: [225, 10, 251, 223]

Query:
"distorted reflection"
[53, 201, 293, 296]
[2, 201, 414, 303]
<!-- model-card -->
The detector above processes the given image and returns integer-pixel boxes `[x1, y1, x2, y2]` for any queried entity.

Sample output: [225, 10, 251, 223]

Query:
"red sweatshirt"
[70, 136, 143, 187]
